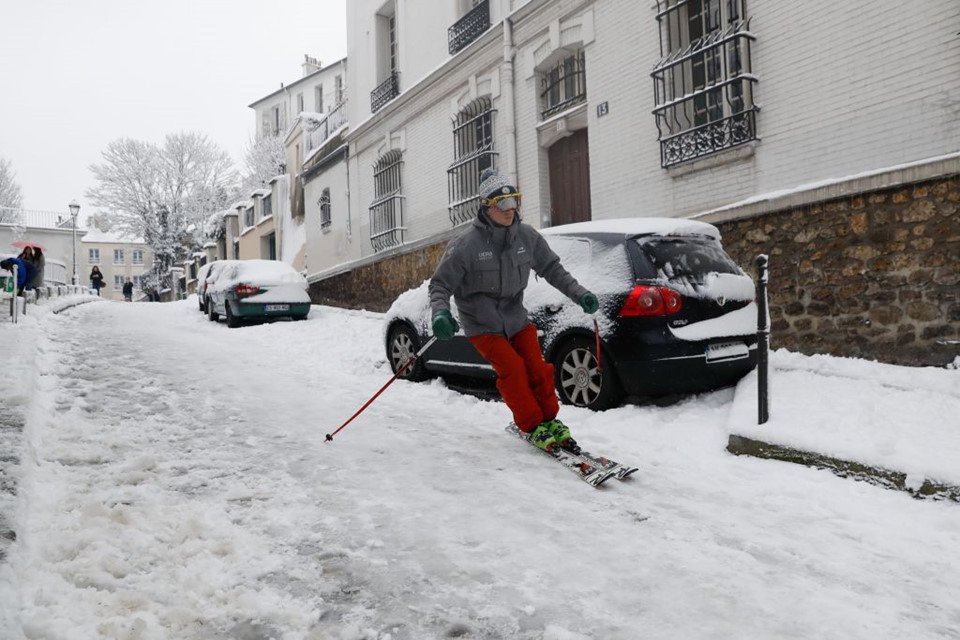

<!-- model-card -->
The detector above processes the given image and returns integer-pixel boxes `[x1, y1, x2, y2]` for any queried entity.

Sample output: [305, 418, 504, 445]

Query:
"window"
[113, 275, 123, 291]
[447, 97, 496, 226]
[244, 207, 254, 228]
[319, 188, 332, 230]
[388, 17, 398, 76]
[651, 0, 758, 168]
[315, 85, 324, 112]
[262, 194, 272, 219]
[113, 249, 124, 265]
[369, 151, 404, 251]
[335, 74, 344, 104]
[271, 105, 285, 135]
[297, 92, 304, 114]
[88, 248, 100, 264]
[132, 250, 144, 265]
[540, 49, 586, 119]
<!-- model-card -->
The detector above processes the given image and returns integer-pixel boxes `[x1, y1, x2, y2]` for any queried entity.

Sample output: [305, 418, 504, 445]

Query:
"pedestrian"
[122, 278, 133, 302]
[1, 256, 36, 295]
[428, 168, 599, 453]
[89, 265, 105, 296]
[25, 246, 44, 289]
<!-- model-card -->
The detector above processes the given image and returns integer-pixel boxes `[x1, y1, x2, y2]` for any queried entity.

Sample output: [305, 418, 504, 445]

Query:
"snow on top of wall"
[250, 189, 271, 198]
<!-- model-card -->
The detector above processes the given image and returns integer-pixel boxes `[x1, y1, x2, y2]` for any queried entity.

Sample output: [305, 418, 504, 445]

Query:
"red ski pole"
[325, 336, 438, 443]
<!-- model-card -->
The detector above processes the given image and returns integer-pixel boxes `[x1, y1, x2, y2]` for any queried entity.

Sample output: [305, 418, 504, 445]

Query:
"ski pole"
[325, 336, 438, 443]
[593, 318, 601, 371]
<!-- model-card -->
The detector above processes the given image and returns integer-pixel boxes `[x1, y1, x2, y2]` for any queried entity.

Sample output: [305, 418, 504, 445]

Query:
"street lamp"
[68, 200, 80, 285]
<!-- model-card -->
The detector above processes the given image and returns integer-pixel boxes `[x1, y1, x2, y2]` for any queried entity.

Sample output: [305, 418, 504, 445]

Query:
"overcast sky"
[0, 0, 347, 215]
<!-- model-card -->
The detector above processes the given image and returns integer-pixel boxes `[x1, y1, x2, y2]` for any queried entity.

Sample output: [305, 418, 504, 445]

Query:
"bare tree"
[241, 134, 285, 195]
[0, 157, 24, 223]
[87, 132, 238, 289]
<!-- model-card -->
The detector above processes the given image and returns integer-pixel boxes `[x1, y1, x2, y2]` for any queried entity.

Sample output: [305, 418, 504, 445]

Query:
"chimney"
[302, 54, 321, 77]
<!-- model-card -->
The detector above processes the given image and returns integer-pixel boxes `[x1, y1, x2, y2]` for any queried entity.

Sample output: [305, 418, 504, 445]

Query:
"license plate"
[264, 304, 290, 312]
[705, 341, 749, 363]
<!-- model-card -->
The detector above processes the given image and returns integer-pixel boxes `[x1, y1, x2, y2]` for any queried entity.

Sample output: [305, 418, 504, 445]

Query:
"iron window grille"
[540, 49, 587, 119]
[371, 72, 400, 113]
[447, 97, 497, 226]
[449, 0, 490, 55]
[651, 0, 758, 168]
[369, 150, 404, 252]
[319, 188, 332, 229]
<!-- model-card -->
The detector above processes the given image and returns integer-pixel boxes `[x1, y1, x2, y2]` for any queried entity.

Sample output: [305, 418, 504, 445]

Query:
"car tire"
[225, 302, 241, 328]
[387, 323, 429, 382]
[208, 302, 219, 322]
[292, 314, 308, 321]
[552, 336, 623, 411]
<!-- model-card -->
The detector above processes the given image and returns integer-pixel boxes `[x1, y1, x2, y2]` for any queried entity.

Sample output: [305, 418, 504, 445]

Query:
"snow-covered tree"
[241, 134, 285, 194]
[0, 157, 24, 222]
[87, 132, 238, 288]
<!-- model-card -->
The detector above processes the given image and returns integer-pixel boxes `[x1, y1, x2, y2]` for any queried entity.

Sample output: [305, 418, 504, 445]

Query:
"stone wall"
[718, 174, 959, 366]
[309, 174, 959, 366]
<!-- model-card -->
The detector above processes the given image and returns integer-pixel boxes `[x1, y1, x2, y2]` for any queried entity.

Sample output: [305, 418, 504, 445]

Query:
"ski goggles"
[482, 191, 522, 210]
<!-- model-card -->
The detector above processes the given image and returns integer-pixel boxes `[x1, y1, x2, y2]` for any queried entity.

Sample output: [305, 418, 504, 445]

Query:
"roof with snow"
[80, 229, 146, 244]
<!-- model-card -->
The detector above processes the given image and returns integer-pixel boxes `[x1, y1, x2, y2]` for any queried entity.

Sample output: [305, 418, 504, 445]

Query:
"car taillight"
[619, 285, 683, 317]
[234, 283, 260, 296]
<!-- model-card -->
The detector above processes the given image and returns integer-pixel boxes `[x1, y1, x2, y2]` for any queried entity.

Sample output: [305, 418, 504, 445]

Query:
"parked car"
[206, 260, 311, 328]
[383, 218, 758, 410]
[196, 260, 236, 312]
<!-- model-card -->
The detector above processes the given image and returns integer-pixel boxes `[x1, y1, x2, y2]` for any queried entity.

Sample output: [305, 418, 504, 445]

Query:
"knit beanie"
[478, 168, 519, 211]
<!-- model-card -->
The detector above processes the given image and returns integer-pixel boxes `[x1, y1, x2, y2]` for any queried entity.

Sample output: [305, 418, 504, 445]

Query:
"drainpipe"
[502, 16, 518, 184]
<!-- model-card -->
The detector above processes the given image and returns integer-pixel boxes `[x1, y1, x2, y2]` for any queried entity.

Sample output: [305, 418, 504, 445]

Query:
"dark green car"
[205, 260, 311, 328]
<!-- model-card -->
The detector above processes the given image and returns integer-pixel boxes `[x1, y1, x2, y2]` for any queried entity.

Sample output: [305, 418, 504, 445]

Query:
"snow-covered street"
[1, 299, 959, 640]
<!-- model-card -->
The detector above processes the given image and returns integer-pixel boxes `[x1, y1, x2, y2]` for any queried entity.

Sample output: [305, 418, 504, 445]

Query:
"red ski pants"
[468, 323, 558, 432]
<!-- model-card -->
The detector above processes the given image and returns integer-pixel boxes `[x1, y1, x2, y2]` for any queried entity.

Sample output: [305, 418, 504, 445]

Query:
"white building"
[80, 229, 153, 301]
[332, 0, 958, 256]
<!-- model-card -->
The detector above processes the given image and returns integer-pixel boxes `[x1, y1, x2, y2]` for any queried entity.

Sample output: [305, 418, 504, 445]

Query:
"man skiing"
[428, 168, 599, 453]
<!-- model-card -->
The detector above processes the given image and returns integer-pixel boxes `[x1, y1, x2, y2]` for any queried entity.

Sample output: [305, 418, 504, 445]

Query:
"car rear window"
[635, 236, 741, 282]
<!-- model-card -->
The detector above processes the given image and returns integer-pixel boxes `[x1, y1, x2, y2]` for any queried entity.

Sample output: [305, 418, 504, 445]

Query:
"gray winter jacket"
[429, 212, 588, 339]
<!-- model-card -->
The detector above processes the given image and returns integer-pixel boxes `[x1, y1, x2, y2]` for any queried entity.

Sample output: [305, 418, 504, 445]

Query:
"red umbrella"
[11, 240, 45, 251]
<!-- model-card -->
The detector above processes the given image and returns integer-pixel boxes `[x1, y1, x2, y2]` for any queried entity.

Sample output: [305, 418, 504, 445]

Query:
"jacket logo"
[517, 245, 526, 255]
[478, 250, 494, 261]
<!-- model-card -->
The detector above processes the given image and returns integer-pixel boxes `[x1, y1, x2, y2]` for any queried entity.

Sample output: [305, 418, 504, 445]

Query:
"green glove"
[432, 309, 460, 340]
[578, 292, 599, 314]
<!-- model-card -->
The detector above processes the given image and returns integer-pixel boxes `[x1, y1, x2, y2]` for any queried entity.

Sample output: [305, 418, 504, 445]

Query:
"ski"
[506, 424, 615, 488]
[574, 449, 638, 481]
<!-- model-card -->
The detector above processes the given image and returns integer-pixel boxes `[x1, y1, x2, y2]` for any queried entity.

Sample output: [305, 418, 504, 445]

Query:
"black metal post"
[755, 254, 769, 424]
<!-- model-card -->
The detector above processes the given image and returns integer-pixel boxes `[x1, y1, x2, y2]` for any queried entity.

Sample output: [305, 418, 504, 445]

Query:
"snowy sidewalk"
[1, 299, 958, 640]
[727, 351, 960, 499]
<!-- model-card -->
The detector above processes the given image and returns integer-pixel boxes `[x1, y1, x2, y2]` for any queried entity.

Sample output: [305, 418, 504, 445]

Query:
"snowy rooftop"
[79, 229, 145, 244]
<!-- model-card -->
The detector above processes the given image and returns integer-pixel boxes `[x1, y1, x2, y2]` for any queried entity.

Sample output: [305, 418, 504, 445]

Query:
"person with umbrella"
[11, 240, 45, 290]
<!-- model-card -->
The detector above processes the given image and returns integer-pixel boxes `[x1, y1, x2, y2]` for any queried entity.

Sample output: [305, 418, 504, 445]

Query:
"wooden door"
[548, 128, 592, 226]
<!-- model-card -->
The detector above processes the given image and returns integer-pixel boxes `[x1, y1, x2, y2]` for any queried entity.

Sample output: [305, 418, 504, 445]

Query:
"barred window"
[651, 0, 758, 168]
[319, 188, 332, 230]
[447, 97, 496, 226]
[369, 150, 404, 252]
[540, 49, 586, 119]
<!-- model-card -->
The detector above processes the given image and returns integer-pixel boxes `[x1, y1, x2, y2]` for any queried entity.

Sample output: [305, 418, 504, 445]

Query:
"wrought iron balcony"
[370, 72, 400, 113]
[449, 0, 490, 55]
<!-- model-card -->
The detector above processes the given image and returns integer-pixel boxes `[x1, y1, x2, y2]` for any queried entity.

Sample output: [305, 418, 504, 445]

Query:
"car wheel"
[553, 336, 623, 411]
[225, 302, 241, 328]
[292, 314, 308, 321]
[387, 323, 429, 382]
[208, 301, 219, 322]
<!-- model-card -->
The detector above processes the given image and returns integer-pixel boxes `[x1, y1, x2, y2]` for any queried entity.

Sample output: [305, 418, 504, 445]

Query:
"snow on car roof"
[540, 217, 721, 240]
[208, 260, 306, 292]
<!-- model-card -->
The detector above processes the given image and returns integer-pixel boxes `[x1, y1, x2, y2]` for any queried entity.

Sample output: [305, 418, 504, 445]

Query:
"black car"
[383, 218, 758, 410]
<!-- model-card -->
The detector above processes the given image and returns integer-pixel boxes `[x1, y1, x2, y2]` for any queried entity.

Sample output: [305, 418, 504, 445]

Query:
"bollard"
[755, 255, 769, 424]
[11, 265, 18, 324]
